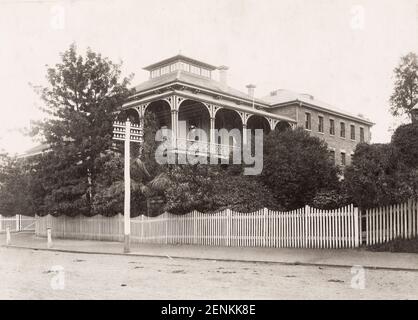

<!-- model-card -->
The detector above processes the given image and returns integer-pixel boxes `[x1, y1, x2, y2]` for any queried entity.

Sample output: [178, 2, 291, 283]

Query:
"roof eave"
[270, 99, 374, 126]
[130, 79, 270, 109]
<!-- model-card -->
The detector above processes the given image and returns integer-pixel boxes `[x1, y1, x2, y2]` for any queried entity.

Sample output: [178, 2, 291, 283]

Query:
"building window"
[360, 127, 365, 143]
[201, 68, 210, 78]
[329, 119, 335, 135]
[341, 152, 346, 166]
[160, 65, 170, 76]
[350, 125, 355, 140]
[151, 69, 160, 78]
[179, 62, 190, 72]
[170, 63, 177, 72]
[340, 122, 346, 138]
[190, 65, 201, 75]
[318, 116, 324, 133]
[329, 150, 335, 163]
[305, 113, 311, 130]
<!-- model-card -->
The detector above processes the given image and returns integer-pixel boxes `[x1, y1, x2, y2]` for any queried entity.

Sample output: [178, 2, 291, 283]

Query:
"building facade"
[263, 90, 373, 166]
[21, 54, 374, 166]
[123, 55, 373, 165]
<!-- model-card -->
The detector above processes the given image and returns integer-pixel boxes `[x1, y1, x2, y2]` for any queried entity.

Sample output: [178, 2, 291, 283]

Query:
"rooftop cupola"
[143, 54, 217, 79]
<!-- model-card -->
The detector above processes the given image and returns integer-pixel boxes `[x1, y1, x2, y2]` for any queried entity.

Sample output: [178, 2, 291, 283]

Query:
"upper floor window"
[160, 65, 170, 76]
[305, 113, 311, 130]
[329, 119, 335, 135]
[318, 116, 324, 133]
[190, 65, 201, 75]
[201, 68, 211, 78]
[350, 124, 355, 140]
[340, 122, 346, 138]
[360, 127, 365, 143]
[179, 62, 190, 72]
[151, 69, 160, 78]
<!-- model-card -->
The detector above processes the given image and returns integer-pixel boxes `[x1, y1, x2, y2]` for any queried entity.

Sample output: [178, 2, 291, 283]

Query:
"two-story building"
[122, 54, 373, 165]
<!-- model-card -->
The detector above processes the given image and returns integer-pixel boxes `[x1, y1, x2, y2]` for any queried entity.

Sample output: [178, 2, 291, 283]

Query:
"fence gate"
[0, 215, 36, 233]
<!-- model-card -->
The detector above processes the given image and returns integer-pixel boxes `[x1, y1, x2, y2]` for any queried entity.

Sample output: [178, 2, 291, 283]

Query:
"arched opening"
[178, 100, 210, 141]
[215, 108, 243, 158]
[144, 100, 172, 130]
[275, 121, 291, 132]
[116, 108, 140, 124]
[178, 100, 211, 154]
[215, 108, 243, 131]
[246, 115, 271, 135]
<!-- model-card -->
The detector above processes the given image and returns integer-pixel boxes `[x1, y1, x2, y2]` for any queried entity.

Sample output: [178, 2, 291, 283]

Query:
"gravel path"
[1, 247, 417, 299]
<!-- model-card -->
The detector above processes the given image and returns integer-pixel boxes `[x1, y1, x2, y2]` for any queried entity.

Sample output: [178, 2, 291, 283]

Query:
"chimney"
[218, 65, 229, 86]
[246, 84, 256, 97]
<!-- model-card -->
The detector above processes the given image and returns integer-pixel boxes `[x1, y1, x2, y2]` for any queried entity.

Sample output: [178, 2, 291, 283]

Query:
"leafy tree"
[31, 44, 133, 216]
[389, 52, 418, 119]
[343, 143, 414, 209]
[391, 122, 418, 169]
[164, 164, 215, 214]
[261, 128, 340, 210]
[311, 189, 351, 210]
[163, 164, 281, 214]
[92, 112, 170, 217]
[211, 174, 281, 212]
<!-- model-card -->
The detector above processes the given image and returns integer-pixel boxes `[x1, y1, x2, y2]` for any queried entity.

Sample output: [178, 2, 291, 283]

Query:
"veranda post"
[113, 119, 143, 253]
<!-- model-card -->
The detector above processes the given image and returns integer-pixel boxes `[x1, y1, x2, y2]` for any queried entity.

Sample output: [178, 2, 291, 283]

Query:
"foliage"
[210, 174, 282, 212]
[91, 112, 169, 217]
[261, 128, 340, 210]
[0, 154, 34, 217]
[389, 52, 418, 119]
[163, 163, 282, 214]
[343, 143, 417, 209]
[311, 189, 351, 210]
[30, 44, 133, 216]
[391, 122, 418, 169]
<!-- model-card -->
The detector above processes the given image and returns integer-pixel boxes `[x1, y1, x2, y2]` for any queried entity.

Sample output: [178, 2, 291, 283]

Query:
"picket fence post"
[354, 207, 359, 247]
[226, 209, 231, 247]
[304, 205, 310, 248]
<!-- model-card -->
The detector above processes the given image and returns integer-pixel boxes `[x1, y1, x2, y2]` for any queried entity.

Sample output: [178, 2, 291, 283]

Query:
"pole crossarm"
[112, 121, 143, 143]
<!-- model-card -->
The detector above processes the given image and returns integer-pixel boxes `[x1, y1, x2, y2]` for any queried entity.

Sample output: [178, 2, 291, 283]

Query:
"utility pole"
[113, 119, 143, 253]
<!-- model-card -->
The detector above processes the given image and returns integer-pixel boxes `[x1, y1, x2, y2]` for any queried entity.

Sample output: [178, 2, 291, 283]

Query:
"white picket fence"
[35, 205, 361, 249]
[0, 215, 36, 233]
[365, 199, 418, 245]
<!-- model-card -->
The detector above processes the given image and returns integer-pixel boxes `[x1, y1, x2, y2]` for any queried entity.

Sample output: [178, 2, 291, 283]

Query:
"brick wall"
[271, 103, 372, 167]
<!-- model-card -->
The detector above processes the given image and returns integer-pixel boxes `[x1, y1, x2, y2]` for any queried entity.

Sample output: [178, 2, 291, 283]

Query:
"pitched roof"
[262, 89, 373, 125]
[143, 54, 218, 71]
[133, 70, 268, 105]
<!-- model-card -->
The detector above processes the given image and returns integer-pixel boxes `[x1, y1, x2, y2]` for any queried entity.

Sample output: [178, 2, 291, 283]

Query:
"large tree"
[32, 44, 133, 216]
[261, 128, 340, 210]
[344, 143, 415, 209]
[389, 52, 418, 119]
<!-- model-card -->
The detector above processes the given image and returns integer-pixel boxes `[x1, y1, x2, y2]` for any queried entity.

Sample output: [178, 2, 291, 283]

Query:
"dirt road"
[0, 247, 417, 299]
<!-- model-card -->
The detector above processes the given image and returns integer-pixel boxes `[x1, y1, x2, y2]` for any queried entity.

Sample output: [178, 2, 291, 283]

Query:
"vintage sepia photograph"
[1, 0, 418, 303]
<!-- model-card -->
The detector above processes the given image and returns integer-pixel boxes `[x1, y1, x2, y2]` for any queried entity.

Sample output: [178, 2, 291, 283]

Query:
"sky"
[0, 0, 417, 154]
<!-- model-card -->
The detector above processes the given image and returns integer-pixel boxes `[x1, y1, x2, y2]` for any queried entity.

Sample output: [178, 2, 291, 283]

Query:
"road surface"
[0, 247, 417, 299]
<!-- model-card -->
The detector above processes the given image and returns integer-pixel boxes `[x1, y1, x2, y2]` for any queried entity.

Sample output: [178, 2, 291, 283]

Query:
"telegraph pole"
[113, 119, 143, 253]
